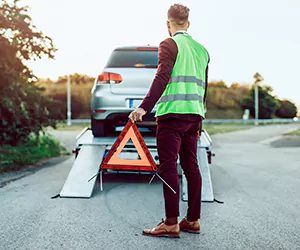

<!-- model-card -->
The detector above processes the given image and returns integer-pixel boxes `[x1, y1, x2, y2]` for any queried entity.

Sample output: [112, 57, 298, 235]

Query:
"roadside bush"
[276, 100, 298, 118]
[0, 0, 63, 145]
[0, 135, 68, 172]
[0, 81, 65, 145]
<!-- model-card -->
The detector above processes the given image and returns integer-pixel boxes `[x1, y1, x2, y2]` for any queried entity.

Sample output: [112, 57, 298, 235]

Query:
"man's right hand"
[128, 108, 147, 123]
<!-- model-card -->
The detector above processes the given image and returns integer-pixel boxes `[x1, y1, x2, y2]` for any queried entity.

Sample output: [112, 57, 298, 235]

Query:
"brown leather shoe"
[179, 217, 200, 234]
[143, 220, 180, 238]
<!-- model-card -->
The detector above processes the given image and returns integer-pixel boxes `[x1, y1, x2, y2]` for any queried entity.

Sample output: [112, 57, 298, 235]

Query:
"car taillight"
[94, 109, 106, 113]
[97, 72, 122, 84]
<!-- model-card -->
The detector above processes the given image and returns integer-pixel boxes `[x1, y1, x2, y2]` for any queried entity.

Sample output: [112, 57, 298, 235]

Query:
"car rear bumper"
[91, 84, 156, 124]
[92, 108, 156, 125]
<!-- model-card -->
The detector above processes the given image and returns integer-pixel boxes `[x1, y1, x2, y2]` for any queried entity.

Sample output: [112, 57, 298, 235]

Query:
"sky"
[22, 0, 300, 108]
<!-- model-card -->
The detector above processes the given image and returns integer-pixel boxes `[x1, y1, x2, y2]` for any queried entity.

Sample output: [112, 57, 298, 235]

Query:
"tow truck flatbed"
[60, 127, 215, 201]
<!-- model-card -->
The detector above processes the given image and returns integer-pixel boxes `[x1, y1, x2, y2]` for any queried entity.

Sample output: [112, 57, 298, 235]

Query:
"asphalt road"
[0, 124, 300, 250]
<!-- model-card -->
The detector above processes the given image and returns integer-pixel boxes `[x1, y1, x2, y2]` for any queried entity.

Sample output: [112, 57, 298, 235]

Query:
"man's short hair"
[168, 4, 190, 26]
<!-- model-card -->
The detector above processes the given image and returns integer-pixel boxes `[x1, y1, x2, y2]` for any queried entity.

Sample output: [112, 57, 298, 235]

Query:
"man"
[129, 3, 209, 238]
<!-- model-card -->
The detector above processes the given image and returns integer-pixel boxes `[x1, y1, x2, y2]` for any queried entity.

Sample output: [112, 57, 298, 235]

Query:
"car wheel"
[91, 117, 106, 137]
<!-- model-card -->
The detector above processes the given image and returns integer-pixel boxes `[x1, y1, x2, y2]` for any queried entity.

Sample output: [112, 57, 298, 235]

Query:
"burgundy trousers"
[156, 118, 202, 221]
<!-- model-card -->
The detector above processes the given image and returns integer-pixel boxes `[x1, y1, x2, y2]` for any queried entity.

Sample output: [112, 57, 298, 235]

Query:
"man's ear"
[187, 21, 190, 29]
[167, 20, 171, 30]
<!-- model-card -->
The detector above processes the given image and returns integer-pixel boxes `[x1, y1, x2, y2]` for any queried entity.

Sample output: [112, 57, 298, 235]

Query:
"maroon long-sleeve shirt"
[139, 36, 209, 122]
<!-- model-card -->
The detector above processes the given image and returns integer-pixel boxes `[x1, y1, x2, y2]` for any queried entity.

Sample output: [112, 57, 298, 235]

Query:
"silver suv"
[91, 46, 158, 137]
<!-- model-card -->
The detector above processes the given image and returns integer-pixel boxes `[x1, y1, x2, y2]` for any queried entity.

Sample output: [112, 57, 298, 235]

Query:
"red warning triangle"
[101, 121, 158, 172]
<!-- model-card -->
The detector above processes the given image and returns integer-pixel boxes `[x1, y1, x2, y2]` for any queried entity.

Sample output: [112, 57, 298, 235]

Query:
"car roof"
[114, 46, 158, 51]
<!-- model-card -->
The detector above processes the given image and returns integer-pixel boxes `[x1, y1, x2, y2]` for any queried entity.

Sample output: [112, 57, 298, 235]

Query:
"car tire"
[91, 117, 106, 137]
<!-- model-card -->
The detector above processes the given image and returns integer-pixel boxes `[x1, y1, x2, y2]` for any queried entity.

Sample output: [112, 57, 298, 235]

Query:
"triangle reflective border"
[101, 121, 158, 172]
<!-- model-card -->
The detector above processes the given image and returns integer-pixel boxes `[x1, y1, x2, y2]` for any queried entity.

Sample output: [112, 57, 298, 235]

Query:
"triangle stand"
[148, 171, 176, 194]
[88, 120, 176, 194]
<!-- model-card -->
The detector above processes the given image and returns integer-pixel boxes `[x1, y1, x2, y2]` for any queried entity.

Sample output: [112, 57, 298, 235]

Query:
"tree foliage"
[36, 74, 298, 120]
[206, 81, 248, 112]
[0, 0, 63, 145]
[241, 85, 280, 119]
[209, 80, 228, 88]
[276, 100, 298, 118]
[55, 73, 95, 85]
[36, 74, 95, 119]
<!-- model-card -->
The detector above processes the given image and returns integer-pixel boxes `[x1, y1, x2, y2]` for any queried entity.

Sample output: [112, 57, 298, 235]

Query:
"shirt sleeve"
[139, 38, 178, 113]
[203, 54, 210, 104]
[203, 65, 209, 104]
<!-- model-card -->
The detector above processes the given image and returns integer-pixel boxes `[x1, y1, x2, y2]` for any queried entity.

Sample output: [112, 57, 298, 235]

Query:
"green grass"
[203, 124, 252, 135]
[285, 129, 300, 136]
[205, 108, 244, 119]
[51, 121, 252, 135]
[0, 135, 69, 172]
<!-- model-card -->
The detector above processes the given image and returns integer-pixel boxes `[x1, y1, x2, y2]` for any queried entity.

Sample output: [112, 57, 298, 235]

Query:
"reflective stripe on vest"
[169, 76, 205, 88]
[158, 94, 203, 103]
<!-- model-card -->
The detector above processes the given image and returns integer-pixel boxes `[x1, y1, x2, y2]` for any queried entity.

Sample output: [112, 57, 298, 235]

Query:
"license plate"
[129, 99, 143, 108]
[129, 99, 157, 110]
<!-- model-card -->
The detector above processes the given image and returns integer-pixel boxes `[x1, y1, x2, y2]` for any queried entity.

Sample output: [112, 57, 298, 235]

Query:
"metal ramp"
[59, 128, 160, 198]
[60, 145, 105, 198]
[59, 128, 214, 200]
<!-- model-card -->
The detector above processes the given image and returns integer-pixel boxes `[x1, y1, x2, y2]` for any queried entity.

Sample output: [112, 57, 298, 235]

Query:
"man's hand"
[128, 108, 147, 123]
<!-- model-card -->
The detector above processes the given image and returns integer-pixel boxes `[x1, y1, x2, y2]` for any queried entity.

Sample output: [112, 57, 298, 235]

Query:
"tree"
[241, 85, 279, 119]
[230, 83, 241, 89]
[49, 73, 95, 85]
[0, 0, 63, 145]
[276, 100, 298, 118]
[209, 80, 228, 88]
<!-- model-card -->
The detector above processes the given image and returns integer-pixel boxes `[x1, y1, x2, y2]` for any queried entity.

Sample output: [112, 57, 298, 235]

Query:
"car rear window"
[106, 49, 158, 68]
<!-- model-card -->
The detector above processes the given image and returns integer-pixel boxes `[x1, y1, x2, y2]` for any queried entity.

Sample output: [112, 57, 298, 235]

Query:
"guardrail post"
[67, 74, 72, 126]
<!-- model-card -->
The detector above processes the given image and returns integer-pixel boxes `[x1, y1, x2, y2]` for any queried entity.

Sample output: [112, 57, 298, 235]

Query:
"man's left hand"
[129, 108, 147, 123]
